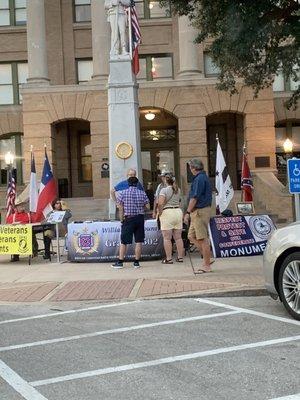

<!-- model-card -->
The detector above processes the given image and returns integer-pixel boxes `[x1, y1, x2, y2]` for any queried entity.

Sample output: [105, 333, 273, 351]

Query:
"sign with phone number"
[67, 220, 163, 262]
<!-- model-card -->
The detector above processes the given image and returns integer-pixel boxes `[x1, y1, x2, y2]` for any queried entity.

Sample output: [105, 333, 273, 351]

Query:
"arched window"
[0, 133, 23, 185]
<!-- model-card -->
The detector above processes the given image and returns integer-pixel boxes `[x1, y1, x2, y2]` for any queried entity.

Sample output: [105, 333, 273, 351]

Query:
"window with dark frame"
[273, 65, 300, 92]
[74, 0, 91, 23]
[0, 133, 23, 186]
[0, 0, 26, 26]
[137, 54, 173, 81]
[78, 132, 92, 182]
[135, 0, 171, 19]
[76, 59, 93, 84]
[204, 53, 221, 77]
[0, 62, 28, 105]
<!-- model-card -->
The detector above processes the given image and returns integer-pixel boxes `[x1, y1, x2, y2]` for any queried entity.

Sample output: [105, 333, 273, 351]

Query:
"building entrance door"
[53, 119, 92, 198]
[141, 149, 175, 189]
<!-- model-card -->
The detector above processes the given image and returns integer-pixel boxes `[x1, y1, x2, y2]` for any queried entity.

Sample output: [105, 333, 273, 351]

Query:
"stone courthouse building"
[0, 0, 299, 219]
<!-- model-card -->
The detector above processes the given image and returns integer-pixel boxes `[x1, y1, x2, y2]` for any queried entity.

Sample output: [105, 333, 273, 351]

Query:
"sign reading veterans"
[209, 215, 276, 258]
[0, 224, 32, 255]
[287, 158, 300, 194]
[68, 220, 163, 262]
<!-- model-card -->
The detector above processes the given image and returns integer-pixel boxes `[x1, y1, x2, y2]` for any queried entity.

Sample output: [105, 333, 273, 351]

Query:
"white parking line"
[195, 298, 300, 326]
[0, 310, 240, 352]
[0, 301, 137, 325]
[269, 394, 300, 400]
[30, 334, 300, 387]
[0, 359, 48, 400]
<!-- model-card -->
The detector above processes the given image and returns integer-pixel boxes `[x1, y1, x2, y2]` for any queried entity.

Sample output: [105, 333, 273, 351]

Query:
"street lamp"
[5, 151, 15, 186]
[283, 138, 294, 155]
[5, 151, 14, 167]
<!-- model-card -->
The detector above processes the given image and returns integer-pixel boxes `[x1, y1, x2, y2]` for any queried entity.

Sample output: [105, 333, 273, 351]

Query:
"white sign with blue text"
[287, 158, 300, 194]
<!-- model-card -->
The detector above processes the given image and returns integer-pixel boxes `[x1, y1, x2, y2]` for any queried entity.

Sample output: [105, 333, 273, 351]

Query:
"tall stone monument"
[105, 0, 142, 219]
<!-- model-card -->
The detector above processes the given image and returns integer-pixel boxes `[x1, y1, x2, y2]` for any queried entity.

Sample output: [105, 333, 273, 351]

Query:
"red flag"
[35, 149, 57, 221]
[241, 149, 253, 202]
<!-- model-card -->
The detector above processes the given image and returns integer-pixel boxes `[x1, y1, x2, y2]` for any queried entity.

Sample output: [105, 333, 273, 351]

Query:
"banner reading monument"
[209, 215, 276, 258]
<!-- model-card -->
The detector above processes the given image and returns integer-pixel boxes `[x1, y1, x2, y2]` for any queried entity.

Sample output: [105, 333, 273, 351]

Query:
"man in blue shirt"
[112, 177, 149, 269]
[184, 159, 213, 273]
[111, 168, 143, 203]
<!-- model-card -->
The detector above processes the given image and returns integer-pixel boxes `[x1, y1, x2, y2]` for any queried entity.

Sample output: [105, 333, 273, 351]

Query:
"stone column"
[178, 16, 202, 78]
[26, 0, 49, 84]
[108, 57, 142, 218]
[91, 0, 109, 82]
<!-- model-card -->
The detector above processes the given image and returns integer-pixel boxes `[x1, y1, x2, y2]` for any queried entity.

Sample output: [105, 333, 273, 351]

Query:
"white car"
[263, 221, 300, 320]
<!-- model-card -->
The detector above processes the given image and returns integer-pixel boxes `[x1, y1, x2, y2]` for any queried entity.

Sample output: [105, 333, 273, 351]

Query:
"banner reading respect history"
[0, 224, 32, 255]
[67, 220, 164, 262]
[208, 215, 276, 258]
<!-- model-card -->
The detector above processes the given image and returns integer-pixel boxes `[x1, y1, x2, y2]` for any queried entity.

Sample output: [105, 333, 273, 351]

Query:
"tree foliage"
[160, 0, 300, 108]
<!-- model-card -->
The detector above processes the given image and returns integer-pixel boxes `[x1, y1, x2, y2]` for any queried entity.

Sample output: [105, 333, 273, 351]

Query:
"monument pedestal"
[108, 57, 142, 219]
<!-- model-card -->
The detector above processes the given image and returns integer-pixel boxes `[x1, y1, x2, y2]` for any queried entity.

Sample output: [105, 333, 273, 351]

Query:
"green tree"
[160, 0, 299, 108]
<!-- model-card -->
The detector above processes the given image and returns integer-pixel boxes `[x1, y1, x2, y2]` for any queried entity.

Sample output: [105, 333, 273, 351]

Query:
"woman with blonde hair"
[158, 174, 184, 264]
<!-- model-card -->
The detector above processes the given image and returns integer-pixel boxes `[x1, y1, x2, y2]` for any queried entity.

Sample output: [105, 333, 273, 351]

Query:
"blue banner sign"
[287, 158, 300, 194]
[67, 219, 164, 262]
[209, 215, 276, 258]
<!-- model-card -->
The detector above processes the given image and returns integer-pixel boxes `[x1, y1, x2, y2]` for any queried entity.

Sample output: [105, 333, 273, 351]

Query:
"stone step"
[62, 197, 109, 221]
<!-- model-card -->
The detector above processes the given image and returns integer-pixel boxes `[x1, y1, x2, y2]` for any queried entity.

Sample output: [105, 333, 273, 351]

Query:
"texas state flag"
[36, 149, 57, 220]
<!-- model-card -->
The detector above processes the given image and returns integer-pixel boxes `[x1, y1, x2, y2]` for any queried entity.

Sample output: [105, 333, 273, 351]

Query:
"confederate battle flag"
[241, 147, 254, 202]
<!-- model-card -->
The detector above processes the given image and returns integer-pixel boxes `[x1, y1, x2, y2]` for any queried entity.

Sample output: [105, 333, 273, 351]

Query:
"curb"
[137, 286, 267, 301]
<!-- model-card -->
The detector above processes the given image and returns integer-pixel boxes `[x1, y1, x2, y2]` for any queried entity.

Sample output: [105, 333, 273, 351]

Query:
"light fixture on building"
[283, 138, 293, 154]
[145, 111, 155, 121]
[152, 137, 159, 141]
[149, 2, 154, 9]
[4, 151, 14, 167]
[150, 130, 157, 136]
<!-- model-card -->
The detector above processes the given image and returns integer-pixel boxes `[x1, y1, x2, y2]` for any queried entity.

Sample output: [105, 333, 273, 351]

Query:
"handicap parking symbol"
[287, 158, 300, 193]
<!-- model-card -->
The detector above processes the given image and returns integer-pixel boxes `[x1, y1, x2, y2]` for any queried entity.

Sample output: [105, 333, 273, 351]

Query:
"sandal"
[162, 259, 173, 264]
[176, 258, 184, 263]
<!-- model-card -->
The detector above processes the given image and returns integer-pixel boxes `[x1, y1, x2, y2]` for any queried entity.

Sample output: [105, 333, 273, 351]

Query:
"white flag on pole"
[29, 150, 38, 213]
[215, 139, 234, 214]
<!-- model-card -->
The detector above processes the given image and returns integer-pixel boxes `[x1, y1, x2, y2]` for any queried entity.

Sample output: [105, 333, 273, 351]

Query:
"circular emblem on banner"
[18, 237, 29, 253]
[249, 216, 273, 240]
[115, 142, 133, 160]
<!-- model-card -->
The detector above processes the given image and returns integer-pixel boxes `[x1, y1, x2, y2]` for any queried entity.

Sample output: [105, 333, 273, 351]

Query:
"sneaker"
[133, 261, 141, 269]
[111, 261, 124, 269]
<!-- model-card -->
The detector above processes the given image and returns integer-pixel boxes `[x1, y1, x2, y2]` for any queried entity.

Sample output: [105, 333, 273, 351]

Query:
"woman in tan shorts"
[158, 174, 184, 264]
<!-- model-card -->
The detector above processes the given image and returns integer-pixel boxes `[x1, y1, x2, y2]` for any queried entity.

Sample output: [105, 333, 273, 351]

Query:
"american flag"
[6, 169, 16, 222]
[127, 0, 141, 75]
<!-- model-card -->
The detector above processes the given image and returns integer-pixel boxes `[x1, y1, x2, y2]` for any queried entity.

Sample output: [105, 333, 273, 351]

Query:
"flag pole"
[241, 143, 245, 202]
[128, 4, 133, 59]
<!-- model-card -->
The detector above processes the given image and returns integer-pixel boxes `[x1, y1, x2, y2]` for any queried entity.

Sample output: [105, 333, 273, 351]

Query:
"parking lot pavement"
[0, 296, 299, 400]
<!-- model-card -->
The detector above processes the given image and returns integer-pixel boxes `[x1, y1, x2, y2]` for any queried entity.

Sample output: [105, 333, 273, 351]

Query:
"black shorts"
[121, 214, 145, 245]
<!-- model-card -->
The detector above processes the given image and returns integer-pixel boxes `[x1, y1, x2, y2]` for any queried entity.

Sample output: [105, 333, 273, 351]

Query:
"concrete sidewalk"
[0, 253, 265, 303]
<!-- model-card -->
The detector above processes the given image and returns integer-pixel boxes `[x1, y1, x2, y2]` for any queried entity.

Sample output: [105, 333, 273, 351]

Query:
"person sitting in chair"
[43, 199, 72, 260]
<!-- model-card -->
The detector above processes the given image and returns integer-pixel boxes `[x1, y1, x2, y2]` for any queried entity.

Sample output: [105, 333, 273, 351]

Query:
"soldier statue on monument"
[105, 0, 131, 57]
